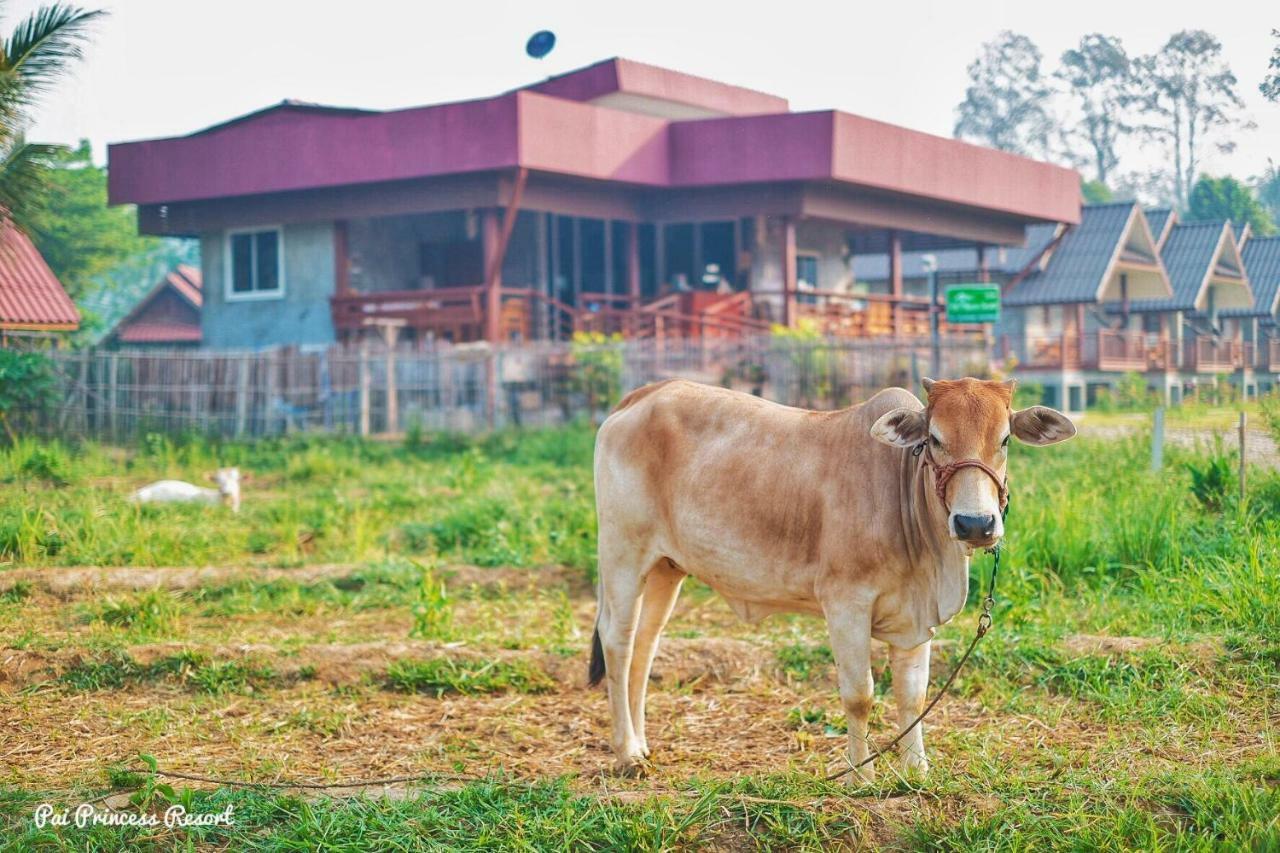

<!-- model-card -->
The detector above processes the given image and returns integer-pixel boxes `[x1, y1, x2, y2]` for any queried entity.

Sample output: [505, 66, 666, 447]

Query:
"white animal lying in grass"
[130, 467, 241, 513]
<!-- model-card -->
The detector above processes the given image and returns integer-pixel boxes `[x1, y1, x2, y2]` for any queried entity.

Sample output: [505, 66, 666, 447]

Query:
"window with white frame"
[226, 228, 283, 299]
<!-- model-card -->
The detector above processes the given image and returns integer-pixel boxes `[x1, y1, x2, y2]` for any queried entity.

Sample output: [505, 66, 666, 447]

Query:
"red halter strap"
[914, 441, 1009, 514]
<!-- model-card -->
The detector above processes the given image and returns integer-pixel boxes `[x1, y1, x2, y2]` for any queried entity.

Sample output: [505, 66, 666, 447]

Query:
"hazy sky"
[14, 0, 1280, 185]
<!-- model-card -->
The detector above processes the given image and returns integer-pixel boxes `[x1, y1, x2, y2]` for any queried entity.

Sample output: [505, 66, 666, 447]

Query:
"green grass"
[384, 657, 556, 697]
[0, 428, 597, 574]
[59, 650, 285, 694]
[3, 423, 1280, 849]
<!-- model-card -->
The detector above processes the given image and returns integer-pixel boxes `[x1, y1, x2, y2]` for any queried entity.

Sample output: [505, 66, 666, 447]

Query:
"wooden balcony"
[331, 286, 486, 342]
[1091, 330, 1150, 372]
[1184, 338, 1242, 373]
[1022, 331, 1147, 371]
[331, 286, 984, 343]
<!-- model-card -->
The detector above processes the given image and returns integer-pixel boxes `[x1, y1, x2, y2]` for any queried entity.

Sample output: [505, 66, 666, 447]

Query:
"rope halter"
[913, 440, 1009, 516]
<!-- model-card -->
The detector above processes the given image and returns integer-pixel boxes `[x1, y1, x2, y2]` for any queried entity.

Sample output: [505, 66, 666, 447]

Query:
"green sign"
[945, 284, 1001, 324]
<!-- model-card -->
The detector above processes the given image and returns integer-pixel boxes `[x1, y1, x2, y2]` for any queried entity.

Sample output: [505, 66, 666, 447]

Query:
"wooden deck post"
[484, 167, 529, 343]
[627, 221, 641, 336]
[655, 224, 666, 294]
[889, 230, 903, 338]
[334, 220, 350, 295]
[603, 219, 614, 296]
[782, 216, 797, 328]
[482, 209, 501, 343]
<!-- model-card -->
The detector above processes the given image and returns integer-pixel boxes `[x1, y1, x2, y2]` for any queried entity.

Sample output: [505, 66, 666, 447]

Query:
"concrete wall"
[750, 217, 852, 294]
[201, 221, 336, 349]
[347, 212, 466, 292]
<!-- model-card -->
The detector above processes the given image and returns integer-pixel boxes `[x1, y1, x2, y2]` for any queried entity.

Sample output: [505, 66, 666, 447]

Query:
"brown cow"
[588, 377, 1074, 779]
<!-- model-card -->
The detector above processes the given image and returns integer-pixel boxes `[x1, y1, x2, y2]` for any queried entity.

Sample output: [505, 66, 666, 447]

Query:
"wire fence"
[17, 336, 991, 441]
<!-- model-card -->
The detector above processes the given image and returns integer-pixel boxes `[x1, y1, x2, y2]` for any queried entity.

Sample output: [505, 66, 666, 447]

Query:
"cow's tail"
[588, 579, 606, 687]
[588, 624, 606, 687]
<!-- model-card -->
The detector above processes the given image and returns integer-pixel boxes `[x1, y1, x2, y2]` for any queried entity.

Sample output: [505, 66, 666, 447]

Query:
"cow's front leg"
[823, 599, 875, 783]
[889, 640, 930, 776]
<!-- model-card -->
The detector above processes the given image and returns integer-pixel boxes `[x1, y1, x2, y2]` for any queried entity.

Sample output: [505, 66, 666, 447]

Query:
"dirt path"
[0, 562, 587, 596]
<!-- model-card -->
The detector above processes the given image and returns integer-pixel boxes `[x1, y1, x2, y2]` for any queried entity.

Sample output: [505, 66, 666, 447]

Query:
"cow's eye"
[930, 435, 942, 449]
[1001, 435, 1010, 449]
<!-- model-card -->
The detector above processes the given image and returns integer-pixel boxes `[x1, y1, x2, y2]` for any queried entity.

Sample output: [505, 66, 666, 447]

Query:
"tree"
[21, 141, 154, 301]
[1187, 175, 1276, 236]
[1258, 161, 1280, 228]
[1135, 31, 1251, 209]
[954, 31, 1054, 157]
[0, 5, 104, 233]
[1057, 34, 1136, 185]
[23, 139, 198, 340]
[1081, 180, 1114, 204]
[1262, 29, 1280, 103]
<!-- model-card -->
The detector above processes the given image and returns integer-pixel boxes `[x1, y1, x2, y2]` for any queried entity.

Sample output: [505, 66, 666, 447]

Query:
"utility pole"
[922, 254, 939, 377]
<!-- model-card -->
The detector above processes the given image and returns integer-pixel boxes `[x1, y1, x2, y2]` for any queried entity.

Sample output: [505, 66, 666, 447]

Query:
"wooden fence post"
[1238, 411, 1247, 502]
[385, 334, 399, 435]
[264, 349, 278, 435]
[485, 348, 497, 430]
[358, 339, 371, 437]
[1151, 406, 1164, 472]
[77, 351, 89, 435]
[107, 354, 118, 441]
[235, 356, 250, 437]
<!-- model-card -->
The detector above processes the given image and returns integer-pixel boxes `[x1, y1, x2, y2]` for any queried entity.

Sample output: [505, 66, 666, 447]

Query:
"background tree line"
[955, 29, 1280, 235]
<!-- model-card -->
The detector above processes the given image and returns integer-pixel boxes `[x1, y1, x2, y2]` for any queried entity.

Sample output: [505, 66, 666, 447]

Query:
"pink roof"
[523, 58, 789, 116]
[0, 222, 79, 330]
[108, 58, 1080, 227]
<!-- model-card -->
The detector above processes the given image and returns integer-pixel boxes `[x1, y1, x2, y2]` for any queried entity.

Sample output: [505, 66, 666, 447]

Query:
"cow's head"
[212, 467, 240, 495]
[870, 378, 1074, 548]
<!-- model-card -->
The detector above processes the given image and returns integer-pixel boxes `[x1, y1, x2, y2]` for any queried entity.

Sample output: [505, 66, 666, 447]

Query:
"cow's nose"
[952, 513, 997, 542]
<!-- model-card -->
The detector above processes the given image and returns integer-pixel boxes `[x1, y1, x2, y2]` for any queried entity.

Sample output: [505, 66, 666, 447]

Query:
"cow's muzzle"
[951, 512, 1000, 547]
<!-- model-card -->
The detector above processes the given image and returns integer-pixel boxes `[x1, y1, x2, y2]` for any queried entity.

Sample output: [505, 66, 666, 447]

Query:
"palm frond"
[0, 5, 105, 106]
[0, 138, 62, 234]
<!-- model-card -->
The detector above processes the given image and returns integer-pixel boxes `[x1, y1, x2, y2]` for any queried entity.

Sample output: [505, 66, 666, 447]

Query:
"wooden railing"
[1184, 338, 1241, 372]
[1022, 331, 1156, 371]
[333, 286, 980, 344]
[1093, 330, 1149, 372]
[331, 286, 486, 342]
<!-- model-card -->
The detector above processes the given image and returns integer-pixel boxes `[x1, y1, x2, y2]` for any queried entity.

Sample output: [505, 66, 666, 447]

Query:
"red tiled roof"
[0, 221, 79, 330]
[116, 322, 201, 343]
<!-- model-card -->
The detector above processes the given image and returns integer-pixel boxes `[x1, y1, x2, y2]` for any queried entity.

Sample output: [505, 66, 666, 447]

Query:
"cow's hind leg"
[628, 558, 685, 758]
[594, 545, 651, 775]
[823, 598, 876, 783]
[889, 640, 931, 775]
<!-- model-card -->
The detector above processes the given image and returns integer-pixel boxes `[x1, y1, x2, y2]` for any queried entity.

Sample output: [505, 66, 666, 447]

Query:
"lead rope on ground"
[825, 542, 1000, 783]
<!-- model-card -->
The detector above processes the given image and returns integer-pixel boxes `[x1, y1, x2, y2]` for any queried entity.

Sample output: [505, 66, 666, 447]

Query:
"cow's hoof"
[899, 753, 929, 778]
[612, 757, 650, 778]
[844, 764, 875, 786]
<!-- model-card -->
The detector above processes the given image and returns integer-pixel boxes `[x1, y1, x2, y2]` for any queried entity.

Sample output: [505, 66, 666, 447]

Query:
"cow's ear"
[871, 407, 928, 448]
[1011, 406, 1076, 446]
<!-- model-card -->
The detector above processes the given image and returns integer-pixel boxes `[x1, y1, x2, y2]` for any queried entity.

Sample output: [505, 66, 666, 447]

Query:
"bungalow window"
[226, 228, 283, 299]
